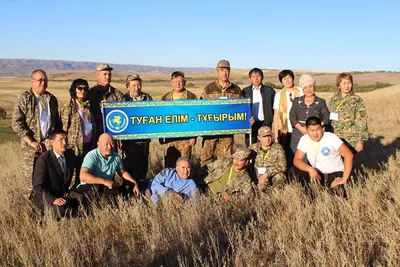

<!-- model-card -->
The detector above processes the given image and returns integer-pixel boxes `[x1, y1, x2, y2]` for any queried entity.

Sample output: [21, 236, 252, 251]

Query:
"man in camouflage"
[200, 59, 242, 166]
[87, 63, 124, 142]
[250, 126, 286, 191]
[12, 69, 60, 198]
[120, 73, 153, 194]
[160, 71, 197, 168]
[199, 147, 254, 200]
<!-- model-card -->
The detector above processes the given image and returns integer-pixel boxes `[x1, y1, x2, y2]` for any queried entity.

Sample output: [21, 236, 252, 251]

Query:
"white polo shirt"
[297, 132, 344, 174]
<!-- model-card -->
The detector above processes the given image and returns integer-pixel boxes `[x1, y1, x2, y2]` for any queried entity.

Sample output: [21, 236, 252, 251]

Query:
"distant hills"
[0, 59, 214, 77]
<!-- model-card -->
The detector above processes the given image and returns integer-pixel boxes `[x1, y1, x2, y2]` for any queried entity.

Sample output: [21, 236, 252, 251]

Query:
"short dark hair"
[69, 79, 89, 99]
[248, 68, 264, 79]
[48, 129, 67, 140]
[278, 69, 294, 83]
[171, 71, 185, 80]
[306, 116, 322, 128]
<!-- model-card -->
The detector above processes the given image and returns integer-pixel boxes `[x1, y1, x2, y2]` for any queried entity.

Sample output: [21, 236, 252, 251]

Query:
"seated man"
[32, 129, 83, 217]
[200, 147, 254, 200]
[149, 157, 197, 203]
[289, 116, 353, 190]
[250, 126, 286, 190]
[76, 133, 140, 202]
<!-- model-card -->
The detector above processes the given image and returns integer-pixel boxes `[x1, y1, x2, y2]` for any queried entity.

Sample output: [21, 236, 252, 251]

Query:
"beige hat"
[216, 59, 230, 70]
[126, 73, 141, 84]
[232, 147, 251, 160]
[299, 74, 315, 88]
[258, 126, 272, 136]
[96, 63, 113, 71]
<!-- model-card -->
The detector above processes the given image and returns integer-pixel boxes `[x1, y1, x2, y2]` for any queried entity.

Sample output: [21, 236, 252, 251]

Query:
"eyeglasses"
[289, 92, 293, 102]
[32, 78, 48, 83]
[76, 86, 88, 91]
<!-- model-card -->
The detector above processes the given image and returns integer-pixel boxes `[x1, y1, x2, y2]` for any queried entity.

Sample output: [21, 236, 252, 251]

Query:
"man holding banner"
[200, 60, 242, 166]
[120, 73, 153, 194]
[160, 71, 198, 168]
[88, 63, 124, 142]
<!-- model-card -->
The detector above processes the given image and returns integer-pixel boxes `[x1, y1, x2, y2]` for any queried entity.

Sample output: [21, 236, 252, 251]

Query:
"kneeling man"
[77, 133, 140, 201]
[290, 116, 353, 189]
[32, 129, 82, 217]
[250, 126, 286, 190]
[149, 157, 197, 203]
[201, 147, 253, 200]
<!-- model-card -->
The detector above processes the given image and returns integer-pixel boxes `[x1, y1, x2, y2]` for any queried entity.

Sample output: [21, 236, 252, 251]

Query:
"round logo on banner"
[321, 147, 331, 156]
[106, 110, 129, 133]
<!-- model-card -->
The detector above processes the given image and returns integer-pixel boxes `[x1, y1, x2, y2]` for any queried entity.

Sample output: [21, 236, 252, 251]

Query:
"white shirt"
[252, 86, 264, 121]
[297, 132, 344, 174]
[35, 94, 51, 140]
[273, 87, 303, 133]
[53, 150, 66, 178]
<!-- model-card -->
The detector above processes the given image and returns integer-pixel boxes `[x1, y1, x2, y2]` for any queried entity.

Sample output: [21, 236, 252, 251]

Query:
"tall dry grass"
[0, 86, 399, 266]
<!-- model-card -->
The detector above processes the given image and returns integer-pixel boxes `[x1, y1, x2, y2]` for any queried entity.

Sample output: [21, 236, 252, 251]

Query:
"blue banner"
[102, 98, 251, 140]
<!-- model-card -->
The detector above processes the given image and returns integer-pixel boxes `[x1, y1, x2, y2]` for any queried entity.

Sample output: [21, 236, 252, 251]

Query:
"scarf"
[278, 86, 300, 133]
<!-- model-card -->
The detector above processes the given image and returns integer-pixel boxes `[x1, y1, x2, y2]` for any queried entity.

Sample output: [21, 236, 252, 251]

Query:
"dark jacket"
[241, 84, 275, 127]
[289, 95, 330, 138]
[32, 149, 76, 209]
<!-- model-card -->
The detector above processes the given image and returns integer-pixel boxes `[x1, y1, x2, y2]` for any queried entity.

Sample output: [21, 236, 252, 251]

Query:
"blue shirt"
[149, 168, 197, 203]
[79, 148, 124, 186]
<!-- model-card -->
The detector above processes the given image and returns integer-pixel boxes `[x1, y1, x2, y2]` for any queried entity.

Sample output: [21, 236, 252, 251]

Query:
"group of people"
[11, 59, 368, 218]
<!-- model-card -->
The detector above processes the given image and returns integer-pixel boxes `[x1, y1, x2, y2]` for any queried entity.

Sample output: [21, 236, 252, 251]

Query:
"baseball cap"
[126, 73, 141, 84]
[216, 59, 230, 70]
[258, 126, 272, 137]
[96, 63, 113, 71]
[231, 147, 251, 160]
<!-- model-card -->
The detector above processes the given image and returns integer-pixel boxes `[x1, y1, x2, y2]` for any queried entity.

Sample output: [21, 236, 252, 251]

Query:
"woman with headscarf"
[289, 74, 330, 154]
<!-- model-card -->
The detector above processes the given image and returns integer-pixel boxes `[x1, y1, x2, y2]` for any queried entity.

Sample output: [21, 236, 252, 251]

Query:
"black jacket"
[32, 149, 76, 209]
[241, 84, 276, 127]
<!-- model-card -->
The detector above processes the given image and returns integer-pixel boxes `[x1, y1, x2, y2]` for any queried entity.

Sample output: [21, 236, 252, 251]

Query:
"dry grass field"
[0, 71, 399, 266]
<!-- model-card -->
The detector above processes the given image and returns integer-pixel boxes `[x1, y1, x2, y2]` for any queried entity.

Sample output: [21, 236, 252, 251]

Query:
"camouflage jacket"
[250, 142, 286, 178]
[121, 92, 153, 101]
[204, 158, 253, 195]
[60, 98, 97, 157]
[161, 89, 197, 100]
[160, 89, 197, 144]
[12, 88, 59, 149]
[87, 85, 124, 138]
[329, 93, 368, 147]
[201, 81, 242, 99]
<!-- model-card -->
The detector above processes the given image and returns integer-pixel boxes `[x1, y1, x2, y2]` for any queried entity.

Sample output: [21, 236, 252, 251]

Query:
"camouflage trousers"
[164, 140, 192, 168]
[21, 147, 41, 199]
[200, 135, 234, 167]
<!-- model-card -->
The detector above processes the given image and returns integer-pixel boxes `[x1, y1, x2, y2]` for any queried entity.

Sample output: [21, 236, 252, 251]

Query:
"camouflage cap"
[232, 147, 251, 160]
[96, 63, 113, 71]
[258, 126, 272, 136]
[126, 73, 141, 84]
[216, 59, 230, 70]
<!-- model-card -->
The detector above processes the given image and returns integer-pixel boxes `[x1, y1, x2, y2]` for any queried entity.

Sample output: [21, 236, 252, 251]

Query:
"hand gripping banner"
[102, 98, 251, 140]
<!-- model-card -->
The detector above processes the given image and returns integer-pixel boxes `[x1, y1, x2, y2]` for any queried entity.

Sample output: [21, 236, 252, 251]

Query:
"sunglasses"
[76, 86, 88, 91]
